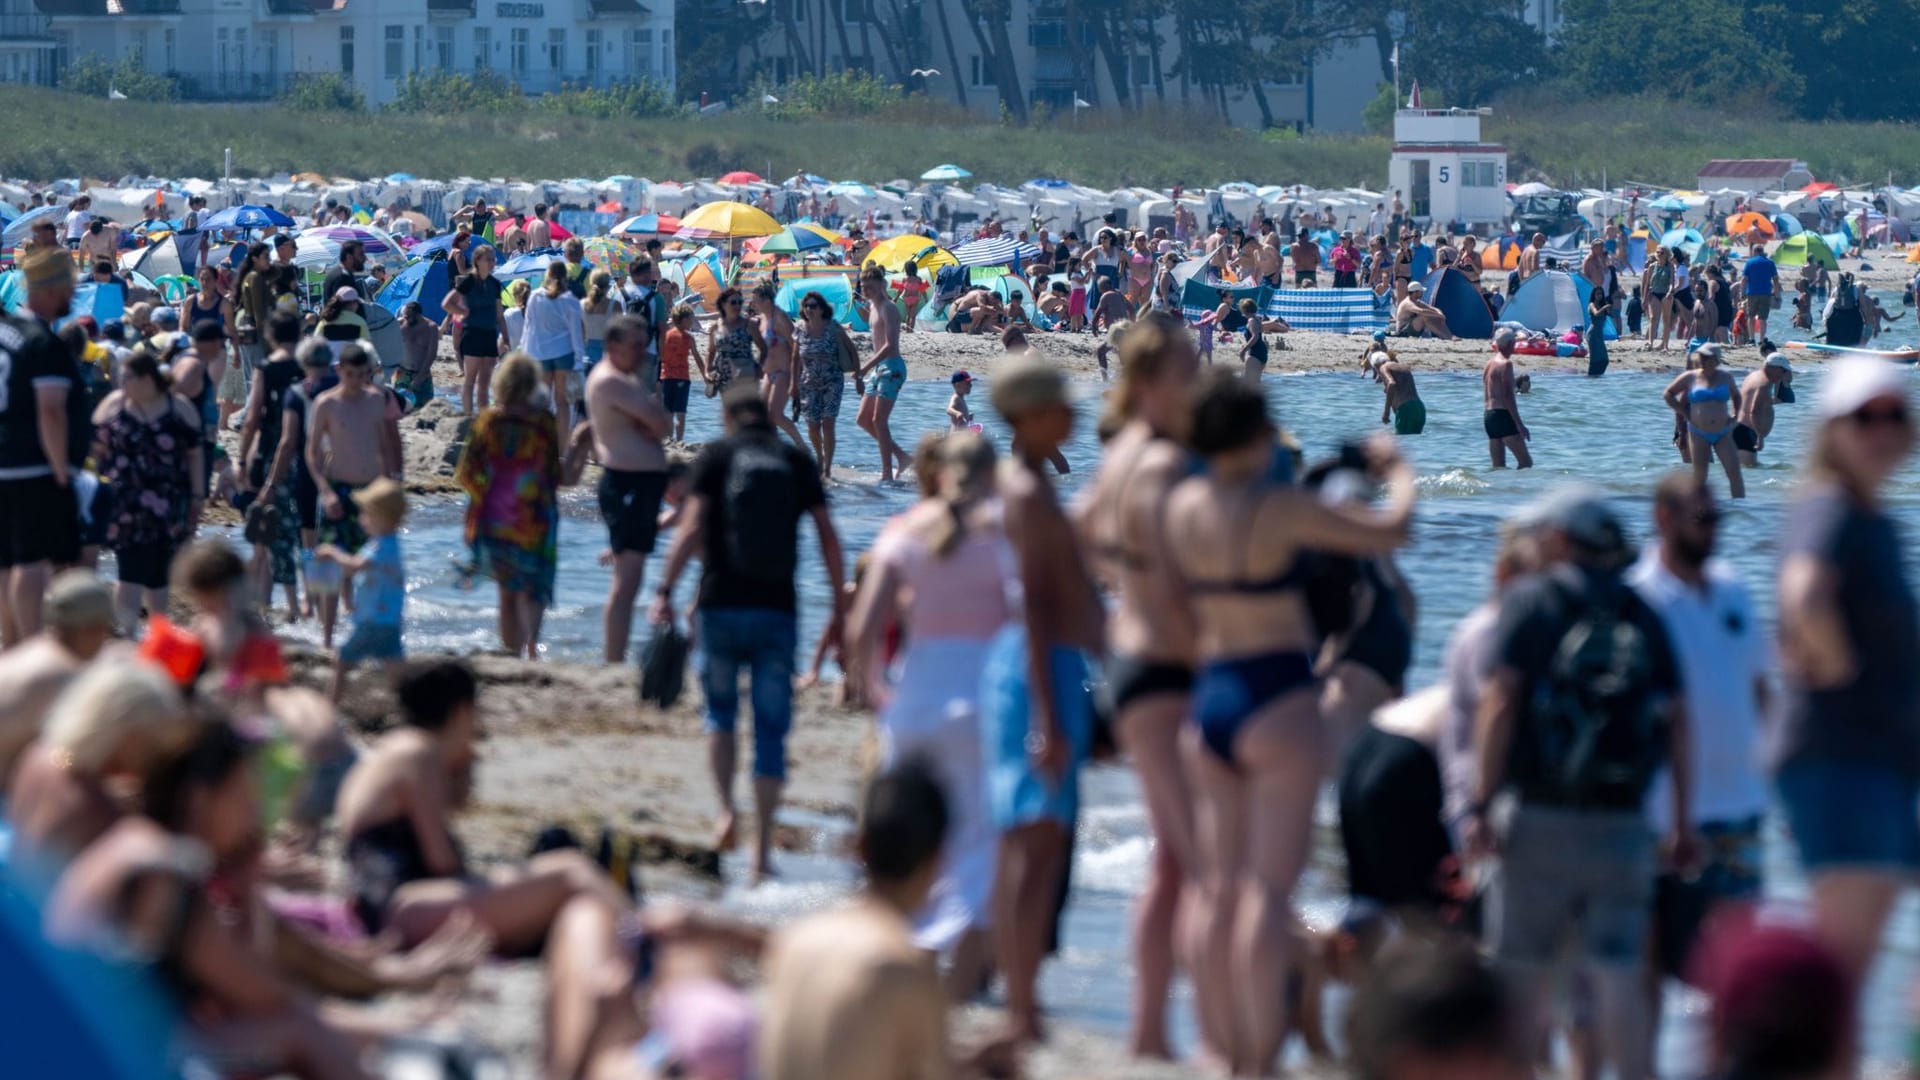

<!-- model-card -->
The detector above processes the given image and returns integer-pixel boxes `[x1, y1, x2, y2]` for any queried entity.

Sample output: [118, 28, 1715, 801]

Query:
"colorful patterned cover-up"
[455, 407, 560, 605]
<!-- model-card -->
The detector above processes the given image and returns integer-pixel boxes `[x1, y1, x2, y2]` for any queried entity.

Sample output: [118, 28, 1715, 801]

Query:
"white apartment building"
[0, 0, 55, 84]
[738, 0, 1379, 133]
[24, 0, 673, 105]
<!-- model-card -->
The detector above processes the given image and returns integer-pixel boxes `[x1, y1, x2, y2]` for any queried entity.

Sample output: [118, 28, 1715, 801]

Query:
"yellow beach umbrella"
[864, 234, 956, 273]
[677, 200, 781, 240]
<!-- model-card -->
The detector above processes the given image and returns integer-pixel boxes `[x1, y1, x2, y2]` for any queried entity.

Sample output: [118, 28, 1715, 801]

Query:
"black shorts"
[1483, 408, 1519, 440]
[598, 468, 667, 555]
[1294, 271, 1318, 287]
[1733, 423, 1759, 452]
[0, 474, 80, 569]
[458, 325, 501, 359]
[661, 378, 691, 414]
[1333, 271, 1358, 289]
[114, 542, 177, 590]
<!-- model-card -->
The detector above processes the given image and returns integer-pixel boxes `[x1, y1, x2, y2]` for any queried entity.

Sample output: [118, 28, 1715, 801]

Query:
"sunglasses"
[1850, 403, 1911, 428]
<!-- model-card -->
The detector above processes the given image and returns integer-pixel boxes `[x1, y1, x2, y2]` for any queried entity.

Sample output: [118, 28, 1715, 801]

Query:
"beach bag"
[833, 325, 860, 373]
[722, 439, 800, 581]
[1508, 574, 1667, 809]
[639, 620, 689, 708]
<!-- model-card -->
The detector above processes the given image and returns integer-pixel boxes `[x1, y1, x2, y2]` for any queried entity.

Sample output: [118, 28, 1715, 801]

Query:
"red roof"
[1699, 159, 1798, 178]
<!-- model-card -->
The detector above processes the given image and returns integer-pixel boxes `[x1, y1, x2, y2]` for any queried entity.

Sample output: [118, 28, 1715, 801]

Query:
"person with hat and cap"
[1466, 485, 1691, 1080]
[0, 250, 90, 646]
[1774, 354, 1920, 1000]
[146, 305, 184, 353]
[1734, 345, 1794, 467]
[1392, 281, 1455, 340]
[978, 355, 1104, 1047]
[316, 285, 370, 349]
[1662, 342, 1745, 499]
[1359, 328, 1389, 375]
[0, 569, 117, 798]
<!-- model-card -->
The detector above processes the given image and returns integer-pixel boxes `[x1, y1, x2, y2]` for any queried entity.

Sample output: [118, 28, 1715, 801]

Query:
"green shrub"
[388, 69, 524, 115]
[58, 54, 179, 102]
[534, 79, 687, 120]
[278, 72, 366, 113]
[747, 69, 903, 121]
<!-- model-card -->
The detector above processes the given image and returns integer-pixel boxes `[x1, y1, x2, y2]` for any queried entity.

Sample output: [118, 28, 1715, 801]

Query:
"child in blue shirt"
[315, 477, 407, 700]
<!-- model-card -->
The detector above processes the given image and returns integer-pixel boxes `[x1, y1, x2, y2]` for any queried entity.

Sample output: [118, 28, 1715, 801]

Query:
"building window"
[262, 28, 277, 78]
[473, 27, 490, 69]
[414, 25, 424, 72]
[629, 29, 651, 78]
[435, 26, 453, 69]
[235, 28, 247, 75]
[842, 0, 871, 20]
[129, 28, 146, 64]
[510, 28, 528, 73]
[1460, 161, 1500, 188]
[163, 28, 174, 71]
[1132, 54, 1150, 85]
[385, 25, 404, 79]
[1028, 20, 1065, 48]
[339, 25, 354, 77]
[548, 28, 564, 71]
[969, 55, 988, 87]
[585, 29, 599, 74]
[52, 30, 71, 74]
[661, 29, 671, 78]
[842, 54, 872, 73]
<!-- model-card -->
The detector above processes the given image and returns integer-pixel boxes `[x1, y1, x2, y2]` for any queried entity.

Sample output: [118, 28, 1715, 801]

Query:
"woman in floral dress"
[93, 349, 205, 632]
[454, 352, 592, 658]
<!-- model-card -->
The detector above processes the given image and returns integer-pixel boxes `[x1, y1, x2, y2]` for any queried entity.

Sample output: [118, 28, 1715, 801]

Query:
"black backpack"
[1833, 272, 1859, 311]
[1511, 575, 1669, 809]
[722, 438, 799, 582]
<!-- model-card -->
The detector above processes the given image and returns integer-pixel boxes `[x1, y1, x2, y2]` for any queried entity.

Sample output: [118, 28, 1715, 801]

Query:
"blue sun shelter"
[1421, 266, 1494, 339]
[1502, 269, 1615, 337]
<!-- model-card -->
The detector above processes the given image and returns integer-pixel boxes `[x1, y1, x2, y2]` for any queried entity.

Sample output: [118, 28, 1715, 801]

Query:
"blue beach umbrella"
[1, 204, 61, 246]
[201, 204, 295, 231]
[920, 164, 972, 182]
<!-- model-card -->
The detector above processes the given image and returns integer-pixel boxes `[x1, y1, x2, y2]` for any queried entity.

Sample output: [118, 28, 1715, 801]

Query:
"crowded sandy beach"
[3, 155, 1919, 1080]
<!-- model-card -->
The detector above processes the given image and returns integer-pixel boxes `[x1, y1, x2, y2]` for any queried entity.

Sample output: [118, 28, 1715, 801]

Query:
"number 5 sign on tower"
[1437, 166, 1450, 184]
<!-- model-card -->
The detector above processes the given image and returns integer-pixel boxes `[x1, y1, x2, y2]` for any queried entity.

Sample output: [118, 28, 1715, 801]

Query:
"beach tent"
[1658, 228, 1704, 258]
[1420, 267, 1494, 339]
[1626, 235, 1649, 272]
[1822, 231, 1853, 257]
[1541, 231, 1585, 264]
[1480, 236, 1523, 270]
[118, 233, 199, 281]
[1773, 234, 1840, 270]
[377, 258, 454, 324]
[774, 275, 870, 331]
[1502, 269, 1614, 336]
[1770, 213, 1805, 237]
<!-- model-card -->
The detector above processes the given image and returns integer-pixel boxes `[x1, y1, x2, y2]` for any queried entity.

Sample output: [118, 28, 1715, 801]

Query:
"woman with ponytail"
[1076, 310, 1204, 1059]
[845, 432, 1009, 996]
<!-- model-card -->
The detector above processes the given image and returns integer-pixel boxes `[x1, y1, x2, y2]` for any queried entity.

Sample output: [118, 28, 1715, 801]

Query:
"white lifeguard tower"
[1388, 108, 1509, 228]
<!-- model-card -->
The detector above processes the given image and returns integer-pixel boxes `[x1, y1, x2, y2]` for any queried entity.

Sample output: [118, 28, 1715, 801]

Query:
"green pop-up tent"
[1773, 233, 1840, 270]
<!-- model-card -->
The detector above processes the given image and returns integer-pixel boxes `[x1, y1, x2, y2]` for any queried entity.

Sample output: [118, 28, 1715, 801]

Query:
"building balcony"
[173, 69, 295, 99]
[38, 0, 179, 14]
[588, 0, 653, 14]
[0, 13, 51, 37]
[426, 0, 473, 13]
[261, 0, 317, 15]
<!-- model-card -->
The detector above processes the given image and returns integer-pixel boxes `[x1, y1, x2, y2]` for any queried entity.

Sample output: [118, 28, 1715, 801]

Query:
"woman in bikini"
[1075, 313, 1204, 1059]
[1642, 245, 1676, 350]
[1663, 342, 1745, 498]
[1164, 373, 1414, 1077]
[750, 283, 806, 447]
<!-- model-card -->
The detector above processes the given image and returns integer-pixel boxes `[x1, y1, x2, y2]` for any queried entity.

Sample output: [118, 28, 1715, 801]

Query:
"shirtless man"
[1258, 235, 1283, 288]
[1375, 352, 1426, 435]
[1582, 239, 1609, 295]
[1090, 284, 1132, 334]
[586, 316, 670, 665]
[855, 267, 912, 482]
[1394, 283, 1454, 339]
[0, 571, 115, 795]
[1861, 289, 1903, 341]
[1482, 329, 1533, 468]
[1734, 350, 1793, 467]
[1518, 232, 1546, 281]
[306, 343, 400, 649]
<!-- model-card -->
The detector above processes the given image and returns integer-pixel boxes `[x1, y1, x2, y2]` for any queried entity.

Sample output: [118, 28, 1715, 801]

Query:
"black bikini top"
[1186, 480, 1310, 596]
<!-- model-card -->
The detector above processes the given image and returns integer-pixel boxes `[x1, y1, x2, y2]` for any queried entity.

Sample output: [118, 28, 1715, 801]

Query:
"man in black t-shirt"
[1466, 488, 1691, 1080]
[323, 240, 367, 310]
[652, 386, 845, 885]
[0, 253, 87, 645]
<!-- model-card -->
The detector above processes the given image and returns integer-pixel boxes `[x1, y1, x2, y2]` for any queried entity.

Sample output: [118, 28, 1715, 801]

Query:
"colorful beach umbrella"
[863, 234, 956, 273]
[718, 171, 765, 186]
[920, 164, 972, 182]
[578, 236, 638, 275]
[677, 201, 781, 240]
[612, 212, 682, 236]
[301, 224, 402, 255]
[754, 227, 833, 256]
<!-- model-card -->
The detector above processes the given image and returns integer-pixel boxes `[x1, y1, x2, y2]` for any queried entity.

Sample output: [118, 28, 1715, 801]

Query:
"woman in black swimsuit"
[1305, 457, 1417, 753]
[1077, 312, 1202, 1058]
[334, 661, 629, 954]
[1239, 299, 1270, 382]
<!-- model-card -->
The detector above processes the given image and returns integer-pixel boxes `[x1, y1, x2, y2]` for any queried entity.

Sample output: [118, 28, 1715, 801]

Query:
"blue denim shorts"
[697, 608, 797, 781]
[1777, 759, 1920, 872]
[540, 351, 577, 373]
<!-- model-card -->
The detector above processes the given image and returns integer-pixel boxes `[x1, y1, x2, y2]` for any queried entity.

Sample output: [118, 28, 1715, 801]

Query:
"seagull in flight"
[911, 68, 940, 76]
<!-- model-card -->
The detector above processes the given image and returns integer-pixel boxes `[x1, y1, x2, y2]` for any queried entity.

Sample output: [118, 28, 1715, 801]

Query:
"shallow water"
[189, 352, 1920, 1070]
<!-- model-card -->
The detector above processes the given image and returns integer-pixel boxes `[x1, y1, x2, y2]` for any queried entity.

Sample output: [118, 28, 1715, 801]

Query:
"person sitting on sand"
[335, 661, 634, 953]
[946, 289, 997, 335]
[1038, 281, 1070, 328]
[1393, 283, 1455, 339]
[1006, 291, 1034, 331]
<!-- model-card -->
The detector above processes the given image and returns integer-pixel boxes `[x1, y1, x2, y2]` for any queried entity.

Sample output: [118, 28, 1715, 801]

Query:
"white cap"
[1820, 355, 1910, 419]
[1764, 352, 1793, 372]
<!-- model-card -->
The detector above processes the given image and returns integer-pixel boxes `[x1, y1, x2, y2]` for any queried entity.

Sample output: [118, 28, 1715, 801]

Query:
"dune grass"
[6, 83, 1920, 190]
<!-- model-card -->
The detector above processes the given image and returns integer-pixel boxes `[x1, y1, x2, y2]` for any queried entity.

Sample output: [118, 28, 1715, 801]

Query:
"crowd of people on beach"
[1, 173, 1918, 1080]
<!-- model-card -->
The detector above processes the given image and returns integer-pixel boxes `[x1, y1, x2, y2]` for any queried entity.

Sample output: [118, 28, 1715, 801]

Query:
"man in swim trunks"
[1734, 350, 1792, 467]
[306, 343, 400, 649]
[855, 267, 912, 482]
[1394, 282, 1455, 339]
[1483, 330, 1533, 469]
[1375, 352, 1426, 435]
[587, 315, 670, 665]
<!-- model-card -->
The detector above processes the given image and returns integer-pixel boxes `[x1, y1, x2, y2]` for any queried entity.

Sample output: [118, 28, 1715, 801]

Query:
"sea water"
[188, 355, 1920, 1071]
